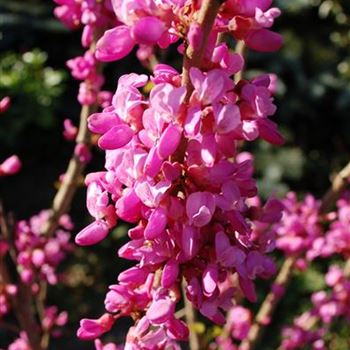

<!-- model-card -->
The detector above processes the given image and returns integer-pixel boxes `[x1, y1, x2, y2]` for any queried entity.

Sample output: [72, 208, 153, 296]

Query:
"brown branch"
[182, 280, 200, 350]
[0, 206, 43, 350]
[182, 0, 224, 97]
[179, 2, 224, 349]
[239, 257, 295, 350]
[40, 103, 96, 236]
[320, 161, 350, 213]
[239, 160, 350, 350]
[41, 29, 106, 237]
[234, 41, 246, 82]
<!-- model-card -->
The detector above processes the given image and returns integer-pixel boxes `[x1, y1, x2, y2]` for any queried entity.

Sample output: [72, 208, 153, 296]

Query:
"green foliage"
[244, 0, 350, 201]
[0, 49, 66, 145]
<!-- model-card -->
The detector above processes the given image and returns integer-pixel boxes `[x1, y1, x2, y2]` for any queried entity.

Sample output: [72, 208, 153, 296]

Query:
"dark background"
[0, 0, 349, 349]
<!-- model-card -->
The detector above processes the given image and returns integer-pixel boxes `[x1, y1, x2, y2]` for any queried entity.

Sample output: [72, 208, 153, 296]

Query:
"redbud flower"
[0, 155, 22, 176]
[0, 96, 11, 113]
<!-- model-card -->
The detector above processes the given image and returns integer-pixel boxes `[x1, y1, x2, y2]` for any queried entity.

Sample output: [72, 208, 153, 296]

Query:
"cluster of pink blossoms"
[280, 264, 350, 350]
[76, 48, 284, 350]
[71, 0, 285, 348]
[95, 0, 282, 64]
[210, 305, 252, 350]
[53, 0, 116, 106]
[0, 212, 71, 349]
[14, 211, 73, 285]
[258, 192, 350, 265]
[308, 194, 350, 260]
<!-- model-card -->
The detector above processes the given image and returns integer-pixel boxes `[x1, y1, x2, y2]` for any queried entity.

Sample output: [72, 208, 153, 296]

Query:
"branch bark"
[0, 205, 43, 350]
[179, 1, 224, 349]
[40, 103, 96, 236]
[182, 0, 224, 97]
[182, 280, 200, 350]
[239, 160, 350, 350]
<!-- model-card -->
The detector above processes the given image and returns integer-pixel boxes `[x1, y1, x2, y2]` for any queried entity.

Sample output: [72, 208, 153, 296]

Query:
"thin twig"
[182, 280, 200, 350]
[239, 257, 295, 350]
[0, 207, 43, 350]
[234, 41, 246, 82]
[40, 103, 96, 236]
[182, 0, 225, 98]
[240, 160, 350, 350]
[179, 2, 224, 349]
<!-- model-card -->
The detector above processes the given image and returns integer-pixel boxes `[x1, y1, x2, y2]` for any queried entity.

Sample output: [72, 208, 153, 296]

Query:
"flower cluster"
[7, 305, 68, 350]
[309, 194, 350, 260]
[53, 0, 115, 47]
[272, 192, 322, 258]
[95, 0, 283, 63]
[280, 264, 350, 350]
[76, 48, 283, 347]
[210, 305, 252, 350]
[54, 0, 115, 106]
[14, 211, 73, 285]
[0, 211, 72, 349]
[0, 211, 72, 321]
[257, 192, 350, 266]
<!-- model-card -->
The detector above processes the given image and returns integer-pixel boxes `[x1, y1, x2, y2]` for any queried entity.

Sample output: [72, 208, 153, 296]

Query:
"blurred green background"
[0, 0, 350, 349]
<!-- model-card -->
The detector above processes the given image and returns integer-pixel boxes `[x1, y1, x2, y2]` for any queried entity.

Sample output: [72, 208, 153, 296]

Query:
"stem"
[182, 0, 224, 97]
[182, 280, 200, 350]
[240, 160, 350, 350]
[41, 30, 105, 237]
[40, 103, 96, 236]
[320, 161, 350, 213]
[239, 257, 295, 350]
[179, 3, 223, 349]
[0, 207, 43, 350]
[234, 41, 246, 82]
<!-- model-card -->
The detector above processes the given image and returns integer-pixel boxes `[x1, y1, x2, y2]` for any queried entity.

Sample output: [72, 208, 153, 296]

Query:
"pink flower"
[77, 313, 115, 340]
[0, 96, 11, 113]
[131, 17, 166, 45]
[0, 155, 22, 176]
[186, 192, 216, 227]
[96, 26, 135, 62]
[226, 306, 252, 340]
[75, 220, 110, 246]
[63, 118, 78, 140]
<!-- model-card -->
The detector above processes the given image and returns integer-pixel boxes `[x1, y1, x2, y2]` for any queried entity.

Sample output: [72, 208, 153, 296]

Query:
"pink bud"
[98, 125, 134, 150]
[161, 259, 179, 288]
[131, 17, 165, 45]
[144, 207, 167, 240]
[0, 96, 11, 113]
[96, 26, 135, 62]
[75, 143, 92, 163]
[158, 124, 182, 159]
[63, 118, 78, 141]
[116, 189, 142, 223]
[146, 298, 175, 325]
[77, 313, 115, 340]
[245, 29, 283, 52]
[0, 155, 22, 176]
[88, 112, 120, 134]
[167, 318, 189, 340]
[75, 220, 110, 246]
[32, 249, 45, 267]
